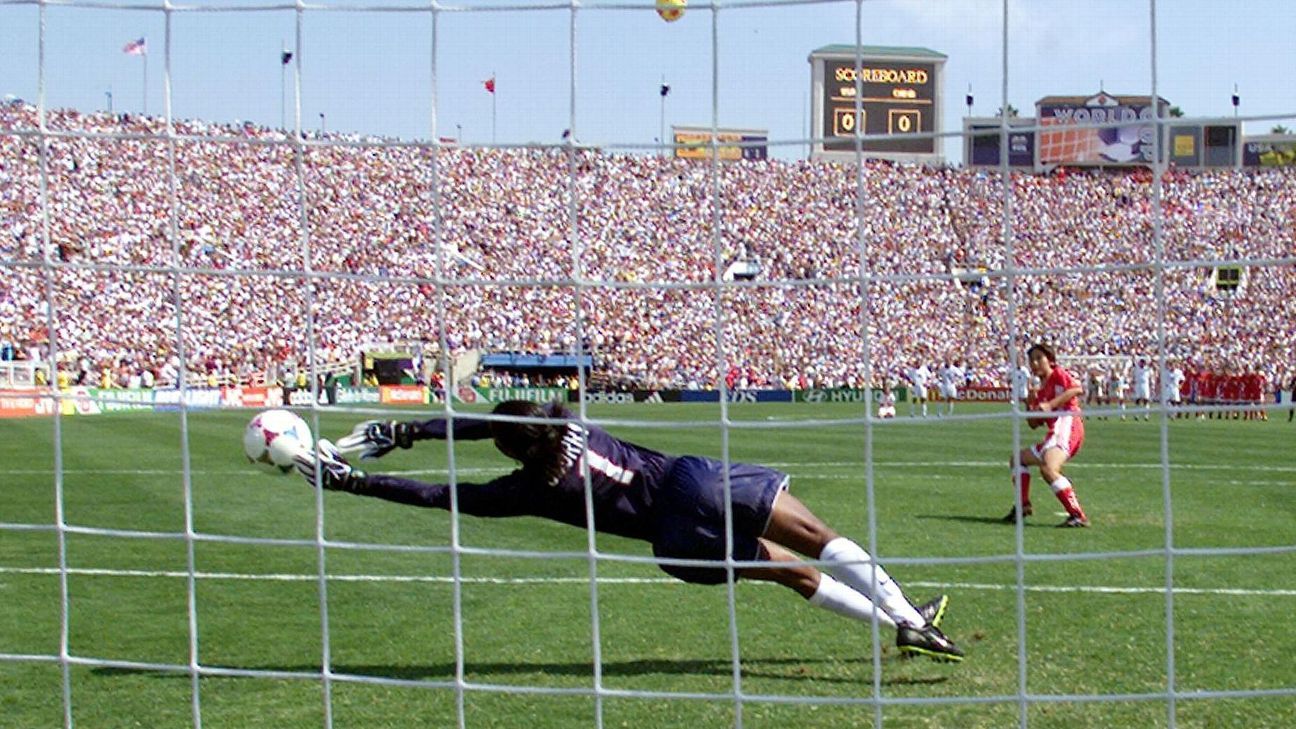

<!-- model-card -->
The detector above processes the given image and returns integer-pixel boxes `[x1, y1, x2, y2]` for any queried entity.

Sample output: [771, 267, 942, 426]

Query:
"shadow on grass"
[94, 655, 949, 687]
[916, 514, 1051, 528]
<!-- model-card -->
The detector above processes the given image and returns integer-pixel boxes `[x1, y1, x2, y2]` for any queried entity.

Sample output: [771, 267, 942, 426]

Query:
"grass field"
[2, 402, 1294, 728]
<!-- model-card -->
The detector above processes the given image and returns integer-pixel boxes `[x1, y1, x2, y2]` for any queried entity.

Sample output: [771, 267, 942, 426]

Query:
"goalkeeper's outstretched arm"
[335, 415, 493, 459]
[337, 401, 571, 459]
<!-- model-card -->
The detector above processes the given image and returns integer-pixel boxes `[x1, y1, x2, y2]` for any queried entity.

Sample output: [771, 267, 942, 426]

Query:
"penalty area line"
[0, 566, 1293, 598]
[1, 461, 1294, 477]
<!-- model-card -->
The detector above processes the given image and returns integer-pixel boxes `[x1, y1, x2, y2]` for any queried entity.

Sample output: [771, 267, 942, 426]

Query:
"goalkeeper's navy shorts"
[651, 455, 790, 585]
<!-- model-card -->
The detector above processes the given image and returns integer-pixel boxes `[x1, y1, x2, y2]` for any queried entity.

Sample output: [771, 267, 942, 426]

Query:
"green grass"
[2, 403, 1294, 728]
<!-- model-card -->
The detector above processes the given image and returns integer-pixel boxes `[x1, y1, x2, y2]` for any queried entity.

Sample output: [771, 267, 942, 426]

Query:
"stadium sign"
[672, 126, 769, 161]
[220, 386, 284, 409]
[335, 387, 381, 404]
[154, 388, 223, 410]
[575, 390, 638, 404]
[1036, 92, 1168, 166]
[88, 388, 155, 412]
[795, 387, 908, 403]
[957, 386, 1012, 402]
[472, 386, 568, 404]
[810, 45, 947, 164]
[379, 385, 428, 405]
[0, 389, 56, 418]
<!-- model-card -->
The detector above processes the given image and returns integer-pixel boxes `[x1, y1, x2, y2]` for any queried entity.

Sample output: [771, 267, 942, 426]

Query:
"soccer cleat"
[1001, 503, 1033, 522]
[1058, 515, 1090, 528]
[896, 624, 964, 663]
[294, 439, 368, 493]
[917, 594, 949, 629]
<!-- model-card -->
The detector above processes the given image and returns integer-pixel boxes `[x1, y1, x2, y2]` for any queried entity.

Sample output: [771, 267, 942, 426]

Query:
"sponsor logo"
[581, 391, 636, 404]
[380, 385, 427, 405]
[154, 389, 223, 409]
[962, 386, 1012, 402]
[0, 389, 53, 418]
[336, 387, 381, 404]
[478, 387, 566, 403]
[725, 390, 758, 403]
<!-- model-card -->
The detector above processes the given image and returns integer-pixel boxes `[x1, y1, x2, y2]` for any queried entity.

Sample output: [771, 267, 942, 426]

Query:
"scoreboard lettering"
[823, 59, 937, 154]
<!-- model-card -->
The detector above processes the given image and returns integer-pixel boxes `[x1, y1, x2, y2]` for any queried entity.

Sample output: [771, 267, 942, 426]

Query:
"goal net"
[2, 0, 1295, 727]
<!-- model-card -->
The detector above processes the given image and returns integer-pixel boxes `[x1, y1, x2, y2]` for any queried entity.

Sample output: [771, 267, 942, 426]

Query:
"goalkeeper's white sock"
[807, 574, 896, 629]
[819, 537, 924, 629]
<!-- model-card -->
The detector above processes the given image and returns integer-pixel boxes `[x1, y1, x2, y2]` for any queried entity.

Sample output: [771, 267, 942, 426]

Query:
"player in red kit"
[1002, 343, 1091, 528]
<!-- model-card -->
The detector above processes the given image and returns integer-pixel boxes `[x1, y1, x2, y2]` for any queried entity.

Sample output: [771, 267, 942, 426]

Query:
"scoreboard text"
[822, 60, 937, 154]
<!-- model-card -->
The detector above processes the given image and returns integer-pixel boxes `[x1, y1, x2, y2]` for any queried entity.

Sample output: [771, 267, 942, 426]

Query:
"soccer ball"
[656, 0, 686, 22]
[243, 409, 314, 472]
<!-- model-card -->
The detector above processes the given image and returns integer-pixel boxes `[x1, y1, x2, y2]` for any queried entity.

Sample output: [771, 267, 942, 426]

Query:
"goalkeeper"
[294, 400, 964, 663]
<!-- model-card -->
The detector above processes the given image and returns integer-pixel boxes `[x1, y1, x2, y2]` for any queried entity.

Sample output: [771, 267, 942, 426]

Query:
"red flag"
[483, 77, 495, 94]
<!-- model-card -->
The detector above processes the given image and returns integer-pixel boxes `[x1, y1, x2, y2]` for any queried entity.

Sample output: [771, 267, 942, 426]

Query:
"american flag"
[122, 37, 147, 56]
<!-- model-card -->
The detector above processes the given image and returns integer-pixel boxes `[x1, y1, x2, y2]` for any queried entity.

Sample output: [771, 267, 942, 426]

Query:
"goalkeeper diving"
[295, 401, 965, 662]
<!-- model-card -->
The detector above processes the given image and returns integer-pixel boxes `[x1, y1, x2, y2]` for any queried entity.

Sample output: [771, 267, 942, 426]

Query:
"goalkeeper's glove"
[293, 439, 368, 494]
[334, 420, 417, 460]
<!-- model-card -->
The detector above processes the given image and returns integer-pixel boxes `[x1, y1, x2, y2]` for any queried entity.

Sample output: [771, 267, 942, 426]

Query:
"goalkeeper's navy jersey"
[364, 413, 678, 541]
[360, 411, 789, 559]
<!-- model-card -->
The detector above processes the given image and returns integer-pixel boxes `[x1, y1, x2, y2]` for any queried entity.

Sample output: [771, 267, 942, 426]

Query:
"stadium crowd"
[2, 103, 1293, 393]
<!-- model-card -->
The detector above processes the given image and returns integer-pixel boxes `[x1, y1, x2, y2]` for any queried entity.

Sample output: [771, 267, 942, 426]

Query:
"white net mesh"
[3, 0, 1296, 727]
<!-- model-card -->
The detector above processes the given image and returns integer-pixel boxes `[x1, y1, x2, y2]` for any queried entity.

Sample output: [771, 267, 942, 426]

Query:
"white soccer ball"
[243, 409, 314, 472]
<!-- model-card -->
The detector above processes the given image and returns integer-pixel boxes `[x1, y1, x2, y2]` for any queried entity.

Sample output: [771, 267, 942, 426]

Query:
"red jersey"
[1036, 365, 1081, 413]
[1035, 365, 1081, 436]
[1031, 365, 1084, 457]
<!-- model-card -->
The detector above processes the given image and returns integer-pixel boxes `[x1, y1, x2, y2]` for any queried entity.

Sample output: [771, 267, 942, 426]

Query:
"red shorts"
[1031, 413, 1084, 460]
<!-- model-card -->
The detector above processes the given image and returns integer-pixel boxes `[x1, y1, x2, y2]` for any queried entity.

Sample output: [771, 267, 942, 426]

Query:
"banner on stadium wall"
[379, 385, 428, 405]
[220, 386, 285, 409]
[466, 387, 569, 404]
[795, 387, 909, 403]
[0, 389, 56, 418]
[153, 388, 223, 410]
[61, 387, 108, 415]
[336, 387, 381, 404]
[678, 390, 792, 403]
[957, 386, 1012, 402]
[569, 390, 668, 404]
[89, 388, 156, 412]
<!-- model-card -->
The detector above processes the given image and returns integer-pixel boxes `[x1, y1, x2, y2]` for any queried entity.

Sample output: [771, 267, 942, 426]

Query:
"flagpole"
[660, 74, 666, 157]
[280, 44, 286, 129]
[142, 44, 148, 115]
[491, 70, 497, 144]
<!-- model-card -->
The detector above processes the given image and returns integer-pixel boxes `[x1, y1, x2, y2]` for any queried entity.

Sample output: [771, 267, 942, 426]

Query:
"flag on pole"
[281, 51, 293, 65]
[122, 37, 147, 56]
[660, 84, 671, 97]
[483, 77, 496, 94]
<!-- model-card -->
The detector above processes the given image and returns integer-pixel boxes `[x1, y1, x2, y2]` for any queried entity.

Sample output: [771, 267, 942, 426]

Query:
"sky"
[1, 0, 1294, 161]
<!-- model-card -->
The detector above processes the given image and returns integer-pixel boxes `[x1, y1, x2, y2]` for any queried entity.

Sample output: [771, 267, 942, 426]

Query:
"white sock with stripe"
[807, 573, 897, 629]
[819, 537, 924, 629]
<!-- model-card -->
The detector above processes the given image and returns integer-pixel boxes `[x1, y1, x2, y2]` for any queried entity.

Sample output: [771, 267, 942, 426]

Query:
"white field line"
[1, 460, 1294, 476]
[1, 565, 1294, 598]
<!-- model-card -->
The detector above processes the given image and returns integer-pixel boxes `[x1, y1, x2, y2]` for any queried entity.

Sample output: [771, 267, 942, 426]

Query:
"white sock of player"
[807, 573, 897, 629]
[819, 537, 925, 629]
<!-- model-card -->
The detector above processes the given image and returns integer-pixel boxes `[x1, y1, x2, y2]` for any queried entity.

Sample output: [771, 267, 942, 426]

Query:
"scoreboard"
[810, 45, 946, 163]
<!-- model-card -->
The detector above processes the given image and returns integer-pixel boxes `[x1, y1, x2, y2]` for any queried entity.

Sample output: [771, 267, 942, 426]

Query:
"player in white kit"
[907, 363, 933, 418]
